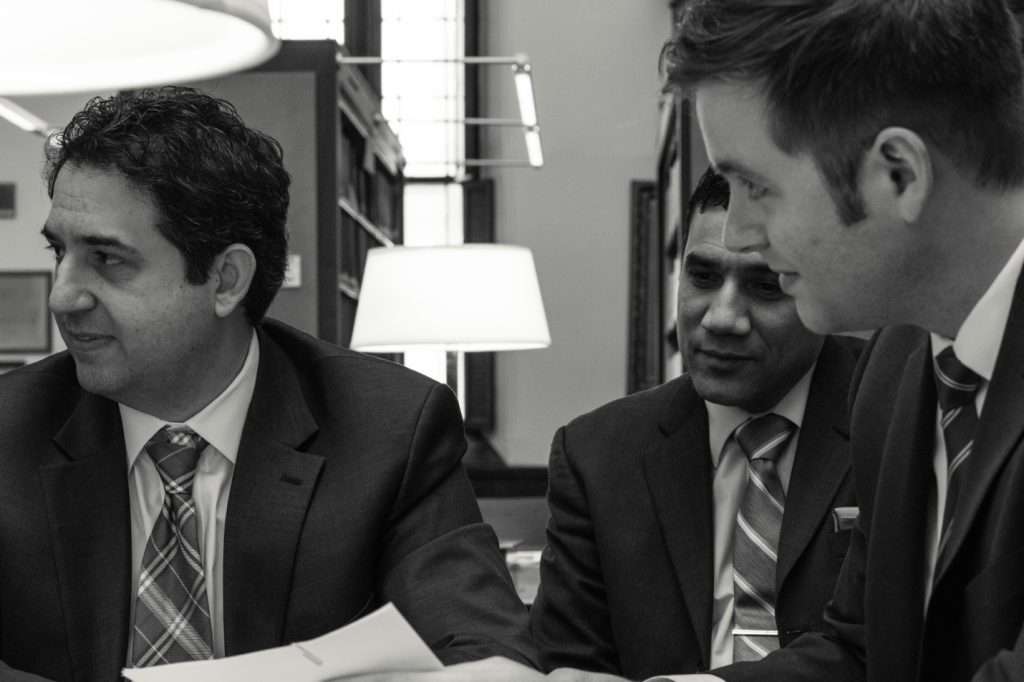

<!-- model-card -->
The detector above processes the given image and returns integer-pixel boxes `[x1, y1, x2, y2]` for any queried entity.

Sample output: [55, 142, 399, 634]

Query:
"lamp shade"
[350, 245, 551, 353]
[0, 0, 279, 95]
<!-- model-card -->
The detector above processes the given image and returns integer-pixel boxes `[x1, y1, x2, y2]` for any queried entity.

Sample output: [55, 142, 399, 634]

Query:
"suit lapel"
[641, 378, 714, 666]
[776, 337, 855, 589]
[41, 391, 131, 682]
[223, 327, 323, 655]
[866, 337, 933, 679]
[936, 270, 1024, 583]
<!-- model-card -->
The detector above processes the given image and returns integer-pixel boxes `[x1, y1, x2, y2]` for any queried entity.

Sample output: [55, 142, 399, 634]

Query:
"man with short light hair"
[662, 0, 1024, 679]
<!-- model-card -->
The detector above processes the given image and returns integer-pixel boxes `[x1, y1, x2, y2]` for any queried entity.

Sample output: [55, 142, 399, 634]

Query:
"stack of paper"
[123, 603, 442, 681]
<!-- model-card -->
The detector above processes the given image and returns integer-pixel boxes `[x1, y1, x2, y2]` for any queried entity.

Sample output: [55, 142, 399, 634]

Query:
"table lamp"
[350, 244, 550, 353]
[351, 244, 550, 468]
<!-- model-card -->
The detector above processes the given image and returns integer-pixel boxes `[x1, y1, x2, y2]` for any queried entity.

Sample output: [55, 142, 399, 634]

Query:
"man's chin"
[73, 364, 124, 400]
[690, 374, 752, 408]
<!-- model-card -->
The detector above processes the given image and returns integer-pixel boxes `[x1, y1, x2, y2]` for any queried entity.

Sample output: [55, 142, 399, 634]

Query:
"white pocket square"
[832, 506, 859, 532]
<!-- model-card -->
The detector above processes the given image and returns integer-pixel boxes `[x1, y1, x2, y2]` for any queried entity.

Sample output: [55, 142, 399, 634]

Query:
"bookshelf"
[193, 40, 404, 347]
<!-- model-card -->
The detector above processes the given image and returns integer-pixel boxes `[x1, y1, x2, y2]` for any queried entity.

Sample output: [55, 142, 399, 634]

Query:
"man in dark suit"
[529, 168, 861, 679]
[0, 87, 536, 681]
[661, 0, 1024, 680]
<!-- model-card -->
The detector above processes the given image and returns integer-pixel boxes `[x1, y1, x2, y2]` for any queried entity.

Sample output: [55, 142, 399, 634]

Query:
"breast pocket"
[828, 528, 853, 573]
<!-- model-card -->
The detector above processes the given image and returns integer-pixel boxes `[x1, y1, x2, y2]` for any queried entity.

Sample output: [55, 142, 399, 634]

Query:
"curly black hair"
[45, 86, 291, 324]
[682, 166, 729, 248]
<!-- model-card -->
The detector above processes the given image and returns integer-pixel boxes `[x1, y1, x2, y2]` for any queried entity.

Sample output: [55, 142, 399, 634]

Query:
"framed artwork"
[626, 179, 660, 395]
[0, 271, 52, 353]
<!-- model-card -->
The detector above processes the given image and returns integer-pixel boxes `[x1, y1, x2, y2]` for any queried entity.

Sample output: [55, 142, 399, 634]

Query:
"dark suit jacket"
[718, 273, 1024, 681]
[0, 319, 536, 682]
[529, 336, 862, 680]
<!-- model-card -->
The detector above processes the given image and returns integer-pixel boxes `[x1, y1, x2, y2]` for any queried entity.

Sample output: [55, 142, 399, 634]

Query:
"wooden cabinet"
[193, 40, 404, 347]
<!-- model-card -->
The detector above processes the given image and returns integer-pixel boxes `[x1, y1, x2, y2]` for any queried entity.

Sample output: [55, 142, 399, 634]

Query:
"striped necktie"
[732, 413, 796, 661]
[131, 425, 214, 666]
[933, 347, 981, 573]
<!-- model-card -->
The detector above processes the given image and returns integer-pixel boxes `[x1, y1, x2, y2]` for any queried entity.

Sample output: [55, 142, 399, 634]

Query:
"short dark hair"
[45, 86, 291, 324]
[662, 0, 1024, 224]
[682, 166, 730, 247]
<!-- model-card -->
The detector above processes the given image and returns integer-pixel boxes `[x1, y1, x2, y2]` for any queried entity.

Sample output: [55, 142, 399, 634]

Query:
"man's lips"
[61, 328, 114, 350]
[697, 348, 754, 363]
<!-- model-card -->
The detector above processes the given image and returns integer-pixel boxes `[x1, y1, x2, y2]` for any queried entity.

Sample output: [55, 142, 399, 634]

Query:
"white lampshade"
[351, 245, 551, 353]
[0, 0, 279, 95]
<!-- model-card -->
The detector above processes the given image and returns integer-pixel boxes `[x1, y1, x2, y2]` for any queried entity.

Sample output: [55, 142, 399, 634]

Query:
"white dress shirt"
[122, 331, 259, 659]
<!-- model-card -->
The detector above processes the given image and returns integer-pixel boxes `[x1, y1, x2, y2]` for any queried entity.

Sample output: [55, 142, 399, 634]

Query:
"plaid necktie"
[933, 347, 981, 572]
[732, 413, 796, 661]
[131, 425, 214, 666]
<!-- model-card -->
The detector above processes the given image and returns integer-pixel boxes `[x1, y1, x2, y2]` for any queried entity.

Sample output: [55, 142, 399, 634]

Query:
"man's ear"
[861, 126, 932, 223]
[211, 243, 256, 319]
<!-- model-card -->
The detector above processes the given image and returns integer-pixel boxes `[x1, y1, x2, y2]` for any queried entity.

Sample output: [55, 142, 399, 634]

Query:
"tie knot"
[934, 347, 981, 412]
[144, 425, 205, 493]
[735, 413, 795, 464]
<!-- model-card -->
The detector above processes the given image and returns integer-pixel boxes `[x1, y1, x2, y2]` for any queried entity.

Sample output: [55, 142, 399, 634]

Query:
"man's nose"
[701, 280, 751, 336]
[48, 262, 96, 315]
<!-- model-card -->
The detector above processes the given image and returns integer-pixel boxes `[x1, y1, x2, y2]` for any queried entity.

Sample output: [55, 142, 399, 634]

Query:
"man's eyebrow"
[683, 252, 721, 269]
[684, 250, 778, 277]
[744, 262, 780, 277]
[712, 159, 767, 184]
[41, 226, 138, 252]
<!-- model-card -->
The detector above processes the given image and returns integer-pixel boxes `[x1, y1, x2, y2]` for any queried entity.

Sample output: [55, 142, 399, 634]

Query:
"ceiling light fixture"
[0, 97, 56, 137]
[339, 53, 544, 168]
[0, 0, 280, 96]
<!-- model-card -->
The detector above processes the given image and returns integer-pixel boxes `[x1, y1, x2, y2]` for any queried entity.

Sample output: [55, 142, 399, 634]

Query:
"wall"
[0, 92, 110, 366]
[482, 2, 671, 464]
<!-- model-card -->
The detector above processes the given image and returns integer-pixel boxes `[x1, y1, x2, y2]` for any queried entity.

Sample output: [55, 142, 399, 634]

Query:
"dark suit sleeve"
[373, 383, 538, 668]
[529, 425, 622, 674]
[0, 661, 57, 681]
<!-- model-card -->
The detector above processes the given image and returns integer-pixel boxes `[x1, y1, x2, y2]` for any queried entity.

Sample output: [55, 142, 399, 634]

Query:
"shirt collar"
[705, 358, 817, 468]
[122, 330, 260, 471]
[930, 235, 1024, 381]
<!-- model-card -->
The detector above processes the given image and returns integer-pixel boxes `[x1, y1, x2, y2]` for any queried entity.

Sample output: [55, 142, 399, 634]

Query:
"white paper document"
[123, 602, 443, 682]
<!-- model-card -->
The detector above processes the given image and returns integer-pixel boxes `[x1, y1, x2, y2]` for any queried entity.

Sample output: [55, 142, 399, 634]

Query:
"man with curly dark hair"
[0, 87, 536, 681]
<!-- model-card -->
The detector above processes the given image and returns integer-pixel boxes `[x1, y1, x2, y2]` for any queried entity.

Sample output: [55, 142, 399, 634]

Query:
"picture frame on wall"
[626, 178, 660, 395]
[0, 271, 52, 353]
